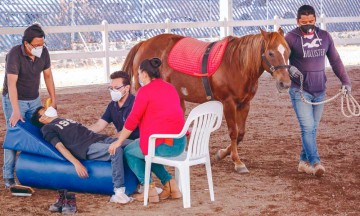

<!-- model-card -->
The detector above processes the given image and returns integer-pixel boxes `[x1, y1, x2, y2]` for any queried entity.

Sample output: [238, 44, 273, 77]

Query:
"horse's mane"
[122, 41, 145, 86]
[223, 32, 283, 79]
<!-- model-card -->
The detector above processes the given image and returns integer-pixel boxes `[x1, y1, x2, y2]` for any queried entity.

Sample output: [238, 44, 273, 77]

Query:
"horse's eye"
[269, 51, 274, 57]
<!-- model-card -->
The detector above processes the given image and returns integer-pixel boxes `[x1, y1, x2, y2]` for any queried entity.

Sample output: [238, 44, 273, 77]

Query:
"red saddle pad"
[168, 37, 228, 77]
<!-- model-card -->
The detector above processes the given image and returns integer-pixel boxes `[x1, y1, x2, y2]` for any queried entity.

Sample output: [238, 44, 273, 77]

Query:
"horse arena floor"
[0, 66, 359, 215]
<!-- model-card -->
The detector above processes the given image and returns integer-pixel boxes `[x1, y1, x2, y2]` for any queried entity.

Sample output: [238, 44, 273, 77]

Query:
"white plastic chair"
[143, 100, 223, 208]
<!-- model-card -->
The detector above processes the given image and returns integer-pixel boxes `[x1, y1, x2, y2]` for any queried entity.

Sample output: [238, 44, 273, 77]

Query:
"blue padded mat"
[3, 121, 138, 195]
[16, 152, 138, 195]
[3, 121, 65, 160]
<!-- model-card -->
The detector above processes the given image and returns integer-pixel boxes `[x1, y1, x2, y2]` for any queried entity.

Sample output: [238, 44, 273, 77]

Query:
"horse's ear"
[259, 28, 269, 38]
[278, 27, 284, 36]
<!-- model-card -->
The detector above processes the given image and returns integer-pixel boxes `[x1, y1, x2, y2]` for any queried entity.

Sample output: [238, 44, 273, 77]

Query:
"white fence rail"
[1, 15, 360, 79]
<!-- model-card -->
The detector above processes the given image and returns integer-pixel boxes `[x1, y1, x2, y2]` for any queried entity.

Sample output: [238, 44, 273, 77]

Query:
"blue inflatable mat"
[3, 121, 138, 195]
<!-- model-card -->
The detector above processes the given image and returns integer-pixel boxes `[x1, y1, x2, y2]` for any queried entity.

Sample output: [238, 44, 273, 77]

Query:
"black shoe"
[62, 193, 77, 214]
[4, 178, 16, 189]
[49, 189, 67, 213]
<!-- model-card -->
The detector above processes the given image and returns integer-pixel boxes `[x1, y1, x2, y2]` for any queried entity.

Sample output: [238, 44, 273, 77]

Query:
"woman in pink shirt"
[108, 58, 185, 203]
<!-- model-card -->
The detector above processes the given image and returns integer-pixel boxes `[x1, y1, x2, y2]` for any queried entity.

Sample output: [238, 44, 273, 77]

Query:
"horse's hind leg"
[233, 103, 250, 173]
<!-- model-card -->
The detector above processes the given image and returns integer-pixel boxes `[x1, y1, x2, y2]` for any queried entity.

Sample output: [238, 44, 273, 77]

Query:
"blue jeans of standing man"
[289, 88, 325, 166]
[87, 137, 132, 189]
[2, 94, 41, 179]
[124, 136, 186, 185]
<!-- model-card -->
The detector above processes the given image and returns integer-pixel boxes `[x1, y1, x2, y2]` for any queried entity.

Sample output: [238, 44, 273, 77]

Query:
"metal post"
[165, 18, 171, 33]
[70, 0, 74, 44]
[274, 15, 279, 31]
[320, 14, 326, 30]
[219, 0, 233, 38]
[102, 20, 110, 83]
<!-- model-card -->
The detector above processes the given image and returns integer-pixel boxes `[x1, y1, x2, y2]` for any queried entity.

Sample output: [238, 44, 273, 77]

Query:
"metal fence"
[0, 0, 359, 52]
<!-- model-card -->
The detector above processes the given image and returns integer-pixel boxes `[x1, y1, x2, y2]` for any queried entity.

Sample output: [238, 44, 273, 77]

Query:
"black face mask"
[300, 25, 315, 34]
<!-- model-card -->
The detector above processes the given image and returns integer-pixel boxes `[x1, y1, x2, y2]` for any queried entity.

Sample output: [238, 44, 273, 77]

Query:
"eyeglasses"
[28, 42, 46, 49]
[108, 85, 125, 91]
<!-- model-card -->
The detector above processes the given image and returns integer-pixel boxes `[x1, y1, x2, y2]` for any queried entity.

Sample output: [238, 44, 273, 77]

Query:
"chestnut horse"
[122, 28, 291, 173]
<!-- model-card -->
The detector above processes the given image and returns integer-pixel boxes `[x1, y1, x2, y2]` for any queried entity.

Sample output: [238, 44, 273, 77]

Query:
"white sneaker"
[137, 184, 163, 194]
[298, 161, 314, 174]
[110, 187, 133, 204]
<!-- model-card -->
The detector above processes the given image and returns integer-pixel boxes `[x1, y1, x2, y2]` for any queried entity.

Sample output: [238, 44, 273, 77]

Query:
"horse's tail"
[122, 41, 144, 86]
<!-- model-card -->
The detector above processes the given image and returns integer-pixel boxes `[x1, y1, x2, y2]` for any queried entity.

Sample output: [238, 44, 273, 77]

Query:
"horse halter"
[261, 41, 290, 75]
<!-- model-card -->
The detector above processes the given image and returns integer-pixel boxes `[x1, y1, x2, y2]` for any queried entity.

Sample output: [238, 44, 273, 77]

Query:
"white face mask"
[138, 74, 145, 87]
[44, 106, 58, 117]
[110, 89, 124, 102]
[31, 46, 43, 58]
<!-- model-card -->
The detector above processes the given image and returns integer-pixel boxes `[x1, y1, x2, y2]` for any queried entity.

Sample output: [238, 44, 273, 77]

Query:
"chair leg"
[205, 159, 215, 201]
[175, 167, 181, 192]
[143, 158, 152, 206]
[181, 166, 191, 208]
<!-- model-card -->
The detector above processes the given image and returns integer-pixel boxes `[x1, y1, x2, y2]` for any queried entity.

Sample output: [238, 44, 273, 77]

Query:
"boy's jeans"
[87, 137, 132, 188]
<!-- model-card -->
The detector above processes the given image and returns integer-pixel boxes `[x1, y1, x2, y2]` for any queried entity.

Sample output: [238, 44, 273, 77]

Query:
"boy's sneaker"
[62, 193, 77, 214]
[298, 161, 314, 174]
[110, 187, 132, 204]
[137, 184, 163, 194]
[49, 189, 67, 212]
[313, 164, 325, 177]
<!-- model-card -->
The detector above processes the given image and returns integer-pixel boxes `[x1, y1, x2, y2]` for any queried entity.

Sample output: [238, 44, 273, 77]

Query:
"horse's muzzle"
[276, 80, 290, 92]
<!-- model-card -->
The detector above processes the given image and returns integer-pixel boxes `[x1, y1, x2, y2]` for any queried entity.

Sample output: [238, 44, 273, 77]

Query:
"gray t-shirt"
[2, 44, 51, 100]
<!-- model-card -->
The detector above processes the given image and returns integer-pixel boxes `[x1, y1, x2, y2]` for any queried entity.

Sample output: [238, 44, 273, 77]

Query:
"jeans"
[289, 88, 325, 166]
[87, 137, 132, 189]
[124, 136, 186, 185]
[2, 94, 41, 179]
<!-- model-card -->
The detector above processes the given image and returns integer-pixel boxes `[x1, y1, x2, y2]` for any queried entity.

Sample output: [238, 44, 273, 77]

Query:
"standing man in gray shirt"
[2, 24, 56, 188]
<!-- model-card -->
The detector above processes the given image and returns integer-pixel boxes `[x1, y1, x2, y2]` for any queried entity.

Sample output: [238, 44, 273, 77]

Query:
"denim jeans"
[2, 94, 41, 179]
[87, 137, 132, 188]
[289, 88, 325, 166]
[124, 136, 186, 185]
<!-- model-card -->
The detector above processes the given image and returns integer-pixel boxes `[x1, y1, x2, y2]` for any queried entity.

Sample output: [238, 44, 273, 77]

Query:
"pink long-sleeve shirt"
[124, 78, 185, 155]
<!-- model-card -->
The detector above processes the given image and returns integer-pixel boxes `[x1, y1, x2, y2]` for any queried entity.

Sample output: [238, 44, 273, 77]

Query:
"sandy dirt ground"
[0, 66, 359, 216]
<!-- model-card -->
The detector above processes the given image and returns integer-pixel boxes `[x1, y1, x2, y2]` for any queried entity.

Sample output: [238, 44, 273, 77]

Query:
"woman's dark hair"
[31, 106, 45, 128]
[297, 5, 316, 20]
[139, 57, 162, 79]
[22, 23, 45, 44]
[110, 71, 130, 86]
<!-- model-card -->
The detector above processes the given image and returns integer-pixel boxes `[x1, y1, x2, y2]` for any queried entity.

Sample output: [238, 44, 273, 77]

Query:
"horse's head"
[260, 28, 291, 92]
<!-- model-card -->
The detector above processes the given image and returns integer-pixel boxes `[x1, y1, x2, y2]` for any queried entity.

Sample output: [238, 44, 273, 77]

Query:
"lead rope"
[296, 73, 360, 117]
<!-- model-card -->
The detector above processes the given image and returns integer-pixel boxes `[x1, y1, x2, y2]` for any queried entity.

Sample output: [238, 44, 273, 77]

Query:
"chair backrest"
[184, 101, 223, 161]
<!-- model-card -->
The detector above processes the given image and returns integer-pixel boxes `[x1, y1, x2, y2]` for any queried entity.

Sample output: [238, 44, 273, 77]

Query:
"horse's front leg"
[215, 100, 248, 173]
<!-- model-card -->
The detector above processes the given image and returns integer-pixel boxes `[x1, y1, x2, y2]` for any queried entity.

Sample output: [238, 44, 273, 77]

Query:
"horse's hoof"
[215, 150, 226, 161]
[235, 165, 249, 173]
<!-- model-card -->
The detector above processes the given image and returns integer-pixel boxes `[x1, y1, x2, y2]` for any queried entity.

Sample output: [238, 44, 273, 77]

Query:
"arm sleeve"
[285, 33, 294, 60]
[100, 103, 112, 123]
[326, 32, 351, 86]
[124, 89, 148, 131]
[41, 125, 61, 147]
[43, 48, 51, 70]
[5, 51, 20, 75]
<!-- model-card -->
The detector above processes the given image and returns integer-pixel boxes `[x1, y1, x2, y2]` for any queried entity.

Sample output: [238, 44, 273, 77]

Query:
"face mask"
[110, 89, 124, 102]
[44, 106, 58, 118]
[300, 25, 315, 34]
[31, 46, 43, 58]
[138, 74, 145, 87]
